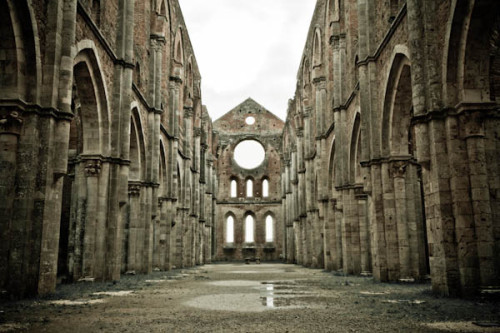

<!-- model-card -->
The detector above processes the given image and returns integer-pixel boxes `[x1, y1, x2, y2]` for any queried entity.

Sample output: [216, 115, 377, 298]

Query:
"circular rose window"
[245, 116, 255, 125]
[233, 139, 265, 169]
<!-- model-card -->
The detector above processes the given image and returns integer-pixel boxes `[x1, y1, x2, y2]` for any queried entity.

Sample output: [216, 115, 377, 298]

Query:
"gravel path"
[1, 263, 499, 332]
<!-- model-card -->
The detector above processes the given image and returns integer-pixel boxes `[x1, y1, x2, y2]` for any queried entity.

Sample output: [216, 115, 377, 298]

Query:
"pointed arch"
[225, 212, 235, 243]
[262, 177, 269, 198]
[313, 28, 323, 67]
[186, 55, 194, 90]
[129, 106, 147, 181]
[349, 113, 362, 184]
[74, 40, 111, 155]
[265, 213, 274, 242]
[246, 177, 254, 198]
[174, 28, 184, 65]
[443, 0, 500, 105]
[159, 139, 168, 197]
[381, 52, 413, 157]
[72, 52, 110, 154]
[244, 213, 255, 243]
[230, 177, 238, 198]
[0, 0, 41, 101]
[327, 136, 336, 194]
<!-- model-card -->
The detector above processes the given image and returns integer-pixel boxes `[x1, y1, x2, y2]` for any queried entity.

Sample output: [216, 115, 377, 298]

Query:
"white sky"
[178, 0, 317, 121]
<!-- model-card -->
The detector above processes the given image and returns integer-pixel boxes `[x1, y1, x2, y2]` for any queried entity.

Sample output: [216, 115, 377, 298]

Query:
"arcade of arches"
[0, 0, 499, 300]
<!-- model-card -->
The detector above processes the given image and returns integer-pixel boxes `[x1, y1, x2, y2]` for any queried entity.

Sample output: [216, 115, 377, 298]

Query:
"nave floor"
[1, 263, 499, 332]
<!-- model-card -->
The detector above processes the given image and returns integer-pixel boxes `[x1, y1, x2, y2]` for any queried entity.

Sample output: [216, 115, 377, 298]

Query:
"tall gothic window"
[265, 215, 274, 242]
[262, 178, 269, 197]
[246, 179, 253, 197]
[245, 215, 254, 242]
[226, 216, 234, 243]
[230, 179, 237, 198]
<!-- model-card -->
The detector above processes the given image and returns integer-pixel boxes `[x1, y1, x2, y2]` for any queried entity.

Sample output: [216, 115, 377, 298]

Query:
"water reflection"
[262, 284, 275, 308]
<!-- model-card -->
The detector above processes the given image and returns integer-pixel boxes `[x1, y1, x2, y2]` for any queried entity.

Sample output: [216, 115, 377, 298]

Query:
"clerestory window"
[265, 215, 274, 242]
[245, 215, 254, 243]
[262, 178, 269, 197]
[246, 179, 253, 197]
[226, 216, 234, 243]
[230, 179, 237, 198]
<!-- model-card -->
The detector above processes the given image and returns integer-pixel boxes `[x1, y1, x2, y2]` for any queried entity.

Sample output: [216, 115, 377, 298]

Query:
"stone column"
[82, 159, 102, 277]
[106, 0, 135, 281]
[460, 110, 496, 290]
[0, 108, 23, 291]
[127, 183, 142, 273]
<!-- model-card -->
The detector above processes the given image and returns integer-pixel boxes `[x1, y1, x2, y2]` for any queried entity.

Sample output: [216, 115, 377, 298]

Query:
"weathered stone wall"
[0, 0, 216, 299]
[214, 98, 284, 261]
[282, 0, 500, 296]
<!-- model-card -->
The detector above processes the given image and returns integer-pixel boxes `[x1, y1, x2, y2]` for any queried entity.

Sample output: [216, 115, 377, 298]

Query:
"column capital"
[128, 182, 142, 196]
[0, 108, 23, 136]
[184, 107, 194, 118]
[84, 159, 102, 177]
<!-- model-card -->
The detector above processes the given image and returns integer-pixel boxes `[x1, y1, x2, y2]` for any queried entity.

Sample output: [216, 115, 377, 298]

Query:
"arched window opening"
[226, 216, 234, 243]
[230, 179, 237, 198]
[265, 215, 274, 242]
[175, 40, 182, 63]
[313, 31, 322, 66]
[245, 215, 254, 243]
[262, 179, 269, 197]
[246, 179, 253, 197]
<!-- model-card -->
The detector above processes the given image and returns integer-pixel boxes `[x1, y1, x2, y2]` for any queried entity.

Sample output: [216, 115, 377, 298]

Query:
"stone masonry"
[0, 0, 499, 300]
[281, 0, 500, 297]
[213, 98, 284, 262]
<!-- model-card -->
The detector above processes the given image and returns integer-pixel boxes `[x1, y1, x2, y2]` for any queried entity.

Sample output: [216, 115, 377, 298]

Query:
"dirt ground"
[1, 263, 499, 332]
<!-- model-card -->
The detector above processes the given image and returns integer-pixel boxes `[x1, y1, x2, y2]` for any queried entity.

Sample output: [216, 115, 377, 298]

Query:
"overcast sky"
[178, 0, 317, 121]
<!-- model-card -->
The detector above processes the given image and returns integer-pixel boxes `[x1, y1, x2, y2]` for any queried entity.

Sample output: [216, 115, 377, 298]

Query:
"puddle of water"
[360, 291, 388, 295]
[261, 284, 275, 308]
[186, 280, 325, 312]
[92, 290, 134, 296]
[208, 280, 261, 287]
[185, 293, 268, 312]
[49, 299, 106, 306]
[384, 299, 425, 304]
[224, 270, 285, 274]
